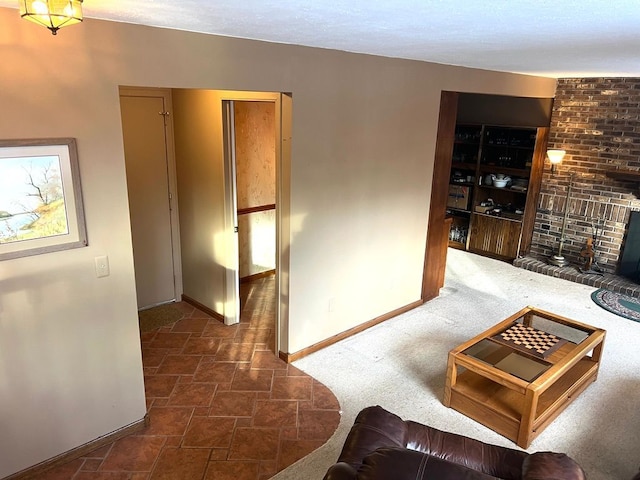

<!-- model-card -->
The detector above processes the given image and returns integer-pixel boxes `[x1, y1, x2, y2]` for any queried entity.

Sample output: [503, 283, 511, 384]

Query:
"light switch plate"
[95, 255, 110, 278]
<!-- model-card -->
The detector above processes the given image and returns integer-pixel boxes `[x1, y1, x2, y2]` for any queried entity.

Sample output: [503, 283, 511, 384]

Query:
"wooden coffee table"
[443, 306, 605, 448]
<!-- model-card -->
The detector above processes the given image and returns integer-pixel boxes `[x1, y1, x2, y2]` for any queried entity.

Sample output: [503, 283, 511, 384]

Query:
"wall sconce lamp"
[547, 149, 566, 174]
[19, 0, 83, 35]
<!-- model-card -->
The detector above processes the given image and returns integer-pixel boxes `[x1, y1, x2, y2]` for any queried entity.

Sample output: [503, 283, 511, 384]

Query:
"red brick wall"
[530, 78, 640, 273]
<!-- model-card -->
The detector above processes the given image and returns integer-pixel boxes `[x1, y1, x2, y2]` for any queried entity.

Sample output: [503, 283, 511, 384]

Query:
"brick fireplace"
[515, 77, 640, 297]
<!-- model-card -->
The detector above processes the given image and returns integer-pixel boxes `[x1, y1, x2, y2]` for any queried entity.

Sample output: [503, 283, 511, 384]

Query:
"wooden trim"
[181, 294, 225, 323]
[422, 91, 459, 302]
[4, 415, 148, 480]
[438, 217, 453, 289]
[278, 299, 424, 363]
[240, 269, 275, 284]
[238, 203, 276, 216]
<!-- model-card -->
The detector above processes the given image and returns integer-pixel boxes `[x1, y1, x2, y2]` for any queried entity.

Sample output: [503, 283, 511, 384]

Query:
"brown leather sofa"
[323, 406, 586, 480]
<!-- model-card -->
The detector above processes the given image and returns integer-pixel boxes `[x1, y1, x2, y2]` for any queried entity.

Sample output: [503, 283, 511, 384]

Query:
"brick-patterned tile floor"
[38, 276, 340, 479]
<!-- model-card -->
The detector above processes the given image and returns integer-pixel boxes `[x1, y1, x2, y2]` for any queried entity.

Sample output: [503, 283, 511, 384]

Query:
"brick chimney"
[529, 78, 640, 274]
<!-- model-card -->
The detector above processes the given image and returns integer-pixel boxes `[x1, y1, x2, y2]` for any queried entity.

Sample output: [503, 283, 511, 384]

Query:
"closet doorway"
[120, 88, 181, 309]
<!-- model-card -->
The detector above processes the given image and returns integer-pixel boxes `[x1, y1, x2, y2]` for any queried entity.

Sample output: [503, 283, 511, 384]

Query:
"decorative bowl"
[493, 179, 508, 188]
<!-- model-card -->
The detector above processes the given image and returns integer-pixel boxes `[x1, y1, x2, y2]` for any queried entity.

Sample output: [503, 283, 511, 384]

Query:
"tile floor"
[37, 276, 341, 480]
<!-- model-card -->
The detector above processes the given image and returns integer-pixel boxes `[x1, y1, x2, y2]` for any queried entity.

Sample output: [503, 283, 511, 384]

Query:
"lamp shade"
[19, 0, 83, 35]
[547, 149, 566, 165]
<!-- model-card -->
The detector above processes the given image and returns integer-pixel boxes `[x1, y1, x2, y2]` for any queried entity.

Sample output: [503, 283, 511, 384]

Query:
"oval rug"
[591, 288, 640, 322]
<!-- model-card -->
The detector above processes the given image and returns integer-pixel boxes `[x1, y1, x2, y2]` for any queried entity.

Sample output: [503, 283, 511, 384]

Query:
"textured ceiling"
[3, 0, 640, 78]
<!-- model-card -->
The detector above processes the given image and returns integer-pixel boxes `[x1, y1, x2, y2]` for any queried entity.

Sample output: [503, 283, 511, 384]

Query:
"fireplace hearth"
[514, 255, 640, 299]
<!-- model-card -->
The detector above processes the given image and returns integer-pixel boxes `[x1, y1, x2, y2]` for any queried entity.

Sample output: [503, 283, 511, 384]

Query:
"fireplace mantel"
[605, 169, 640, 182]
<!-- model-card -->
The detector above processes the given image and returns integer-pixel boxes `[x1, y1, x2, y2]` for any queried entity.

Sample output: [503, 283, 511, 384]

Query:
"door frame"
[119, 86, 183, 306]
[221, 100, 240, 326]
[220, 91, 290, 356]
[422, 91, 457, 302]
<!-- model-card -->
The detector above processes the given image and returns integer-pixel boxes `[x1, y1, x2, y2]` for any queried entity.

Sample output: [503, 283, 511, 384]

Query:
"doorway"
[222, 97, 282, 354]
[119, 88, 182, 310]
[120, 88, 291, 357]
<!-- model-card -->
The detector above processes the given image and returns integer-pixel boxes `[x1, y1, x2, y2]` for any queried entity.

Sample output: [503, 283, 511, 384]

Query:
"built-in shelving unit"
[447, 124, 548, 260]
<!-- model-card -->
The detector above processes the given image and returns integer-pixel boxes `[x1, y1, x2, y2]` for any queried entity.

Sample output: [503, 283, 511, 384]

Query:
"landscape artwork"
[0, 154, 69, 244]
[0, 139, 87, 261]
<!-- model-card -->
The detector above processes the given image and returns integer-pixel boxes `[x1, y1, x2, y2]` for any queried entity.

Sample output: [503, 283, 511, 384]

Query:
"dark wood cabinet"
[468, 214, 522, 258]
[447, 124, 548, 260]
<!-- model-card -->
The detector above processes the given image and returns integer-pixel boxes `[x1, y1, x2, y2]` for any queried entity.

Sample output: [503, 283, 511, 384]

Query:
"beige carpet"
[138, 303, 184, 332]
[273, 248, 640, 480]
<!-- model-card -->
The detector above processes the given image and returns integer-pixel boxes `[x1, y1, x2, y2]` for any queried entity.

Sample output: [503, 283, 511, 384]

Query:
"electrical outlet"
[95, 255, 110, 278]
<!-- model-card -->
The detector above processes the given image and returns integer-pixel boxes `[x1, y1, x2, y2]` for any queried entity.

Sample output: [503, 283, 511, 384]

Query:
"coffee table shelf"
[444, 306, 605, 448]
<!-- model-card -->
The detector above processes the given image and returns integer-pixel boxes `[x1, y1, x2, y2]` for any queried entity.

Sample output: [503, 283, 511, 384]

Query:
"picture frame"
[0, 138, 88, 260]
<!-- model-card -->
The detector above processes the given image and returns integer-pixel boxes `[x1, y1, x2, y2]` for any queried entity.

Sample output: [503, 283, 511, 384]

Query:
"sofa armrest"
[522, 452, 586, 480]
[335, 406, 408, 469]
[323, 462, 358, 480]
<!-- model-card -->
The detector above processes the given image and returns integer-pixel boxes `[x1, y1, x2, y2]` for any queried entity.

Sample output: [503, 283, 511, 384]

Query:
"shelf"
[451, 162, 477, 171]
[479, 166, 531, 176]
[605, 169, 640, 182]
[447, 207, 471, 215]
[474, 212, 523, 223]
[478, 185, 528, 194]
[484, 143, 534, 151]
[453, 370, 523, 421]
[535, 357, 597, 427]
[450, 181, 475, 187]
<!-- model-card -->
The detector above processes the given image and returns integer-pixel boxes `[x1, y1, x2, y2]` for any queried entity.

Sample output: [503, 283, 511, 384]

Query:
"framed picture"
[0, 138, 87, 261]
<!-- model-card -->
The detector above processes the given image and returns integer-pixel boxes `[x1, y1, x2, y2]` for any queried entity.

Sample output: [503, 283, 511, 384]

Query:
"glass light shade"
[547, 149, 566, 165]
[19, 0, 83, 35]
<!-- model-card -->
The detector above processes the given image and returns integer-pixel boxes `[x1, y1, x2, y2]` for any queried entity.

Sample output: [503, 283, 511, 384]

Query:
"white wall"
[0, 7, 556, 476]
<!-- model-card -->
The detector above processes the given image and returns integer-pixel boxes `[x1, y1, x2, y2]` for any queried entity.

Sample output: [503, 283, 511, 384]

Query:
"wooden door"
[120, 92, 178, 309]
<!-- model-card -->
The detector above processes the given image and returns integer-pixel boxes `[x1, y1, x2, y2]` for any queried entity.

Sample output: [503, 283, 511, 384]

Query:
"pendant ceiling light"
[19, 0, 83, 35]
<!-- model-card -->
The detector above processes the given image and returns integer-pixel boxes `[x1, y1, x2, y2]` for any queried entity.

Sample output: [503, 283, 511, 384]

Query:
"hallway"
[36, 276, 340, 480]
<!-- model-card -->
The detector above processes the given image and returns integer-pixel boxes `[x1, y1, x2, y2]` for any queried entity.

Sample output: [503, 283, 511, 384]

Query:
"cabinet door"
[469, 214, 522, 259]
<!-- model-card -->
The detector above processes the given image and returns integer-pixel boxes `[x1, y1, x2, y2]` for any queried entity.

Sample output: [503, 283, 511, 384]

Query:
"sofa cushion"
[406, 420, 526, 479]
[357, 447, 500, 480]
